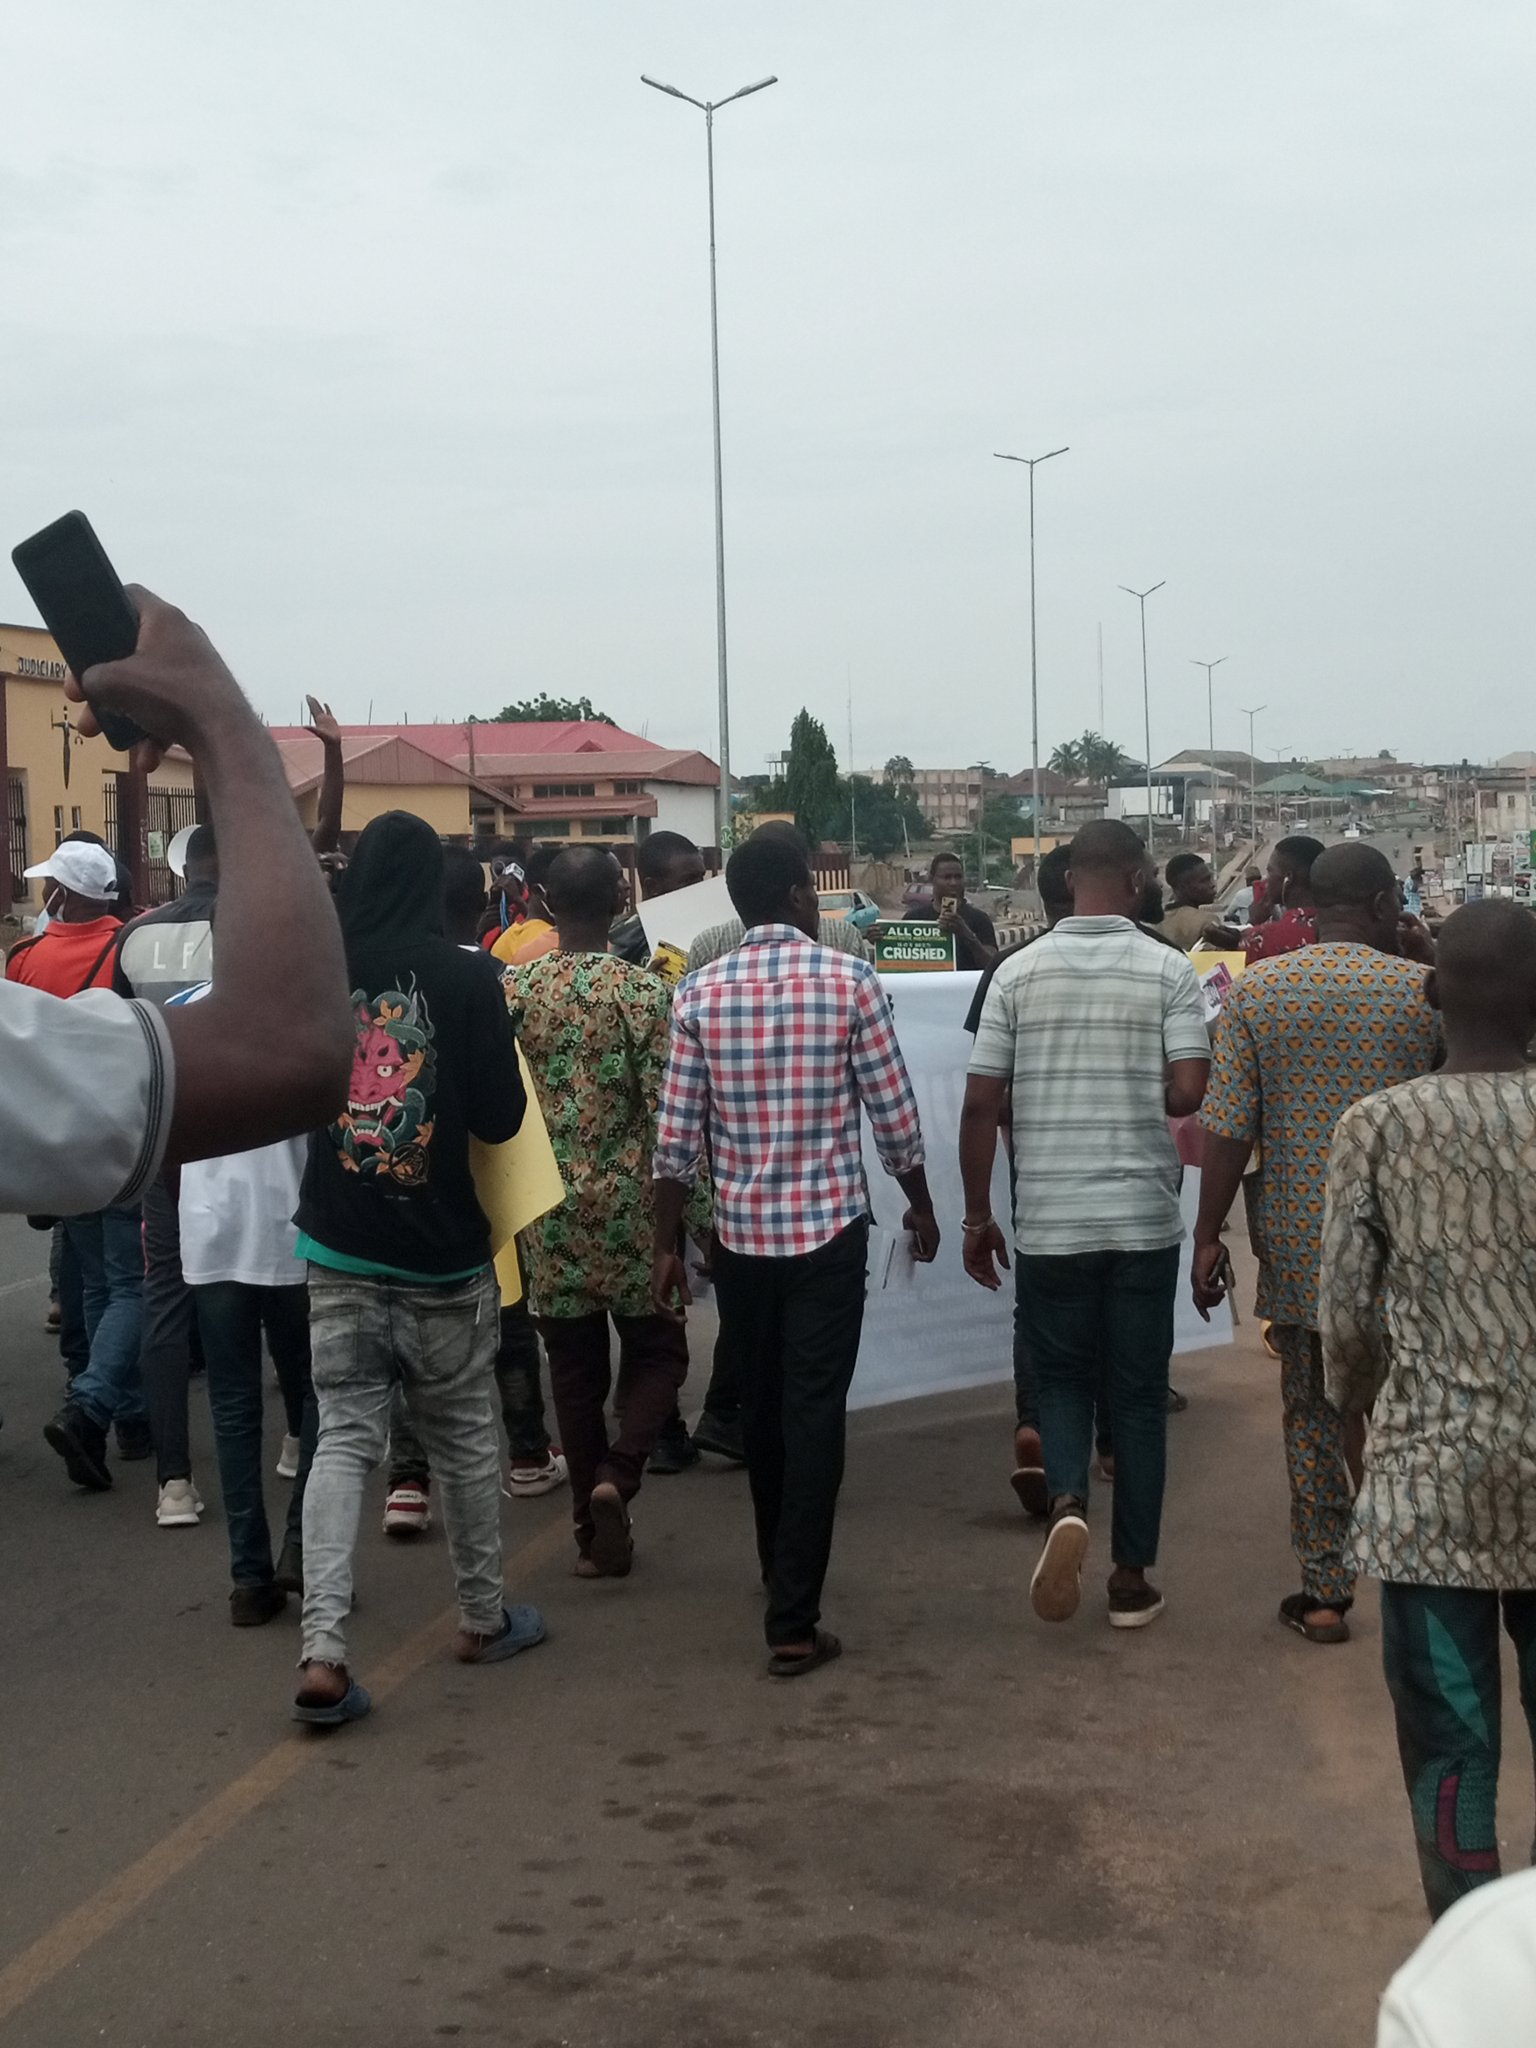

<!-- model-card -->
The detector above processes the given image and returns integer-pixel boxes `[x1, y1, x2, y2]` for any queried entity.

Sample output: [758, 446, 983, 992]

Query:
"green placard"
[874, 919, 958, 972]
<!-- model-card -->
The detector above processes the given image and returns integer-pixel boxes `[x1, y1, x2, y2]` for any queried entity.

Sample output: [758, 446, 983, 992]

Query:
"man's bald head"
[1431, 901, 1536, 1046]
[1311, 842, 1396, 909]
[1308, 841, 1402, 952]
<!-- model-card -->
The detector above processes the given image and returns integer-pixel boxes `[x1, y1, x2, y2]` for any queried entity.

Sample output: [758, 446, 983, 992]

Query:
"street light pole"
[995, 447, 1069, 868]
[1191, 657, 1227, 851]
[642, 71, 778, 853]
[1241, 703, 1267, 853]
[1120, 582, 1165, 850]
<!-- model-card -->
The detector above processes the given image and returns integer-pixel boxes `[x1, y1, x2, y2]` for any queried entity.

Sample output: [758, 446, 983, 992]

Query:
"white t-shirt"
[1377, 1869, 1536, 2045]
[178, 1136, 306, 1289]
[0, 981, 173, 1216]
[167, 976, 304, 1288]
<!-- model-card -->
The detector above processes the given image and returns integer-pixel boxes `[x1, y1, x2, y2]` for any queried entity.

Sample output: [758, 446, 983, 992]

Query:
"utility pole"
[995, 446, 1069, 867]
[1241, 704, 1267, 854]
[1120, 583, 1165, 850]
[1191, 657, 1227, 851]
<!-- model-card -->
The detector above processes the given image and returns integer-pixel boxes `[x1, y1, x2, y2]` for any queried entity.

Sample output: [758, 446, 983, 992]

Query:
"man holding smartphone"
[930, 851, 998, 971]
[0, 584, 352, 1224]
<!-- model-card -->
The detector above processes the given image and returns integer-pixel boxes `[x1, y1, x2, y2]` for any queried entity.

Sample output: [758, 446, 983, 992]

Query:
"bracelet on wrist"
[962, 1216, 996, 1235]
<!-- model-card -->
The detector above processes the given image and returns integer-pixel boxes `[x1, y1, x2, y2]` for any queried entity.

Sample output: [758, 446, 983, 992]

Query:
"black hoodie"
[296, 812, 526, 1278]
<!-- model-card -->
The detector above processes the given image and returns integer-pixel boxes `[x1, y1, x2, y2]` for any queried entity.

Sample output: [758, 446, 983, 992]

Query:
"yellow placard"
[469, 1046, 566, 1304]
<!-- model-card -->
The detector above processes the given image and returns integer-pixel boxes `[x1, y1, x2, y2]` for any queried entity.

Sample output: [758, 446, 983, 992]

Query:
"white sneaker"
[156, 1477, 203, 1528]
[383, 1482, 432, 1537]
[505, 1449, 569, 1499]
[1030, 1504, 1089, 1623]
[276, 1433, 302, 1480]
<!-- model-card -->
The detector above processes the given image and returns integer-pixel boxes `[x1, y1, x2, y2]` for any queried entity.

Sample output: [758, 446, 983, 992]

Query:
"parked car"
[819, 887, 881, 931]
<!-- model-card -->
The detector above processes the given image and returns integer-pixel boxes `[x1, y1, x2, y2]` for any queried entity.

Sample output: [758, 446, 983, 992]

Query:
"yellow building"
[1, 622, 129, 917]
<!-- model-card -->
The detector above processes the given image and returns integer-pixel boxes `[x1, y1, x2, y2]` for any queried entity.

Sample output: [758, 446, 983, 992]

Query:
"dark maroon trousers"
[537, 1311, 688, 1555]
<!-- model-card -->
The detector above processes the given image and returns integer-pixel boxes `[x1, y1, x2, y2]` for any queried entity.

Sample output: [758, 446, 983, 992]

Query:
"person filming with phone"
[0, 572, 353, 1221]
[930, 851, 998, 970]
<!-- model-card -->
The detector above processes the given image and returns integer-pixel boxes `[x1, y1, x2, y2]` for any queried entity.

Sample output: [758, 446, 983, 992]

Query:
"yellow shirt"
[491, 918, 555, 966]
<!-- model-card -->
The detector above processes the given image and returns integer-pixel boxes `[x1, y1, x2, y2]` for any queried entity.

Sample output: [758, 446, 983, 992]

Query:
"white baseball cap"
[24, 841, 120, 901]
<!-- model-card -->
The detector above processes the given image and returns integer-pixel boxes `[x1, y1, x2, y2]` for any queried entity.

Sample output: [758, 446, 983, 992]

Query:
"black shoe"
[114, 1421, 153, 1461]
[43, 1404, 112, 1491]
[690, 1411, 747, 1464]
[230, 1583, 288, 1628]
[273, 1541, 304, 1594]
[647, 1425, 701, 1476]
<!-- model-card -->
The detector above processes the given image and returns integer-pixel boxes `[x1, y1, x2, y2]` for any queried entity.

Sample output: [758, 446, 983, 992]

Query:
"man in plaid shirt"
[652, 835, 940, 1677]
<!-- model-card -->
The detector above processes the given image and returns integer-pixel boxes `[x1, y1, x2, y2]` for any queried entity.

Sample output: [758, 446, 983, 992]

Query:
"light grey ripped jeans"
[301, 1263, 504, 1665]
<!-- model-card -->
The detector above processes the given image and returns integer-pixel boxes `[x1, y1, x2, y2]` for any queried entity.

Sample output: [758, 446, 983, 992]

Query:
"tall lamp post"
[1241, 703, 1267, 852]
[1191, 656, 1227, 850]
[642, 71, 778, 851]
[994, 446, 1069, 867]
[1120, 582, 1165, 849]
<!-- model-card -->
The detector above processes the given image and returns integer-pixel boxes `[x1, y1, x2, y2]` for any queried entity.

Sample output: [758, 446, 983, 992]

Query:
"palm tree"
[1050, 731, 1135, 786]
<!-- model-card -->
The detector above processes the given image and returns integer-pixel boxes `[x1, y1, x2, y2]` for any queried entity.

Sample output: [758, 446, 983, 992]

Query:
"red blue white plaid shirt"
[653, 924, 926, 1258]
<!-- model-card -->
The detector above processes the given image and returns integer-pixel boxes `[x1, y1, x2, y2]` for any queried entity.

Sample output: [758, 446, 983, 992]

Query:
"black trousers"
[713, 1219, 868, 1649]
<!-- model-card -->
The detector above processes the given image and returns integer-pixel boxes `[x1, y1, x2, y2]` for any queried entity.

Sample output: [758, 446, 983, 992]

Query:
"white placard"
[636, 873, 737, 957]
[851, 971, 1230, 1411]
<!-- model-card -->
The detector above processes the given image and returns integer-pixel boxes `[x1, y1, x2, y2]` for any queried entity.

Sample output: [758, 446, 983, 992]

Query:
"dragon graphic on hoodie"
[332, 979, 437, 1184]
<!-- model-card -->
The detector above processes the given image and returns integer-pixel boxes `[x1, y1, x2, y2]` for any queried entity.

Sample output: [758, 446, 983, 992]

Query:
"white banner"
[851, 970, 1230, 1411]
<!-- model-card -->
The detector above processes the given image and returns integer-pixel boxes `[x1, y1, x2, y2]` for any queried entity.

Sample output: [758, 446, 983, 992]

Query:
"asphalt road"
[0, 1210, 1518, 2048]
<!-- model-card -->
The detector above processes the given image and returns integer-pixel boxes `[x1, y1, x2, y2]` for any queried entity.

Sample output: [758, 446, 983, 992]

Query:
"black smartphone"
[11, 512, 148, 752]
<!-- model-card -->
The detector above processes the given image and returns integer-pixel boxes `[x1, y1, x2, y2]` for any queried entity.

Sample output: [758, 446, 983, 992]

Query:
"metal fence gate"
[6, 773, 28, 905]
[146, 785, 198, 904]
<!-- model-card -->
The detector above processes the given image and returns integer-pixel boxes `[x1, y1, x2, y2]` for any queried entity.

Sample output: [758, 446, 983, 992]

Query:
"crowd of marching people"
[3, 591, 1536, 1959]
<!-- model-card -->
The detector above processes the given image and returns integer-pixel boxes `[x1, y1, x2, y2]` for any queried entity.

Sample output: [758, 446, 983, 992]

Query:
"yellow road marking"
[0, 1516, 571, 2030]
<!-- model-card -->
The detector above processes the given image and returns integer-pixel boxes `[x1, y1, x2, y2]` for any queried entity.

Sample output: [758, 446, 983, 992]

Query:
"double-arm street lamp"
[994, 447, 1069, 866]
[642, 71, 778, 850]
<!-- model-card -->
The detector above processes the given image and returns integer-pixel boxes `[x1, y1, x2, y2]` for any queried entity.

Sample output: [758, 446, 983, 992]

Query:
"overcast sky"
[3, 3, 1532, 779]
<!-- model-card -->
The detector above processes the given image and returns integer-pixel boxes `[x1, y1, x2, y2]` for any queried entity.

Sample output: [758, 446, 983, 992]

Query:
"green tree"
[883, 753, 916, 794]
[783, 709, 841, 846]
[489, 694, 617, 725]
[1049, 731, 1136, 785]
[842, 775, 929, 860]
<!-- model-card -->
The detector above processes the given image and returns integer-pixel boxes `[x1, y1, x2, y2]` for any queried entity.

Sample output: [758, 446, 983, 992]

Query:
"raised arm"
[68, 589, 352, 1159]
[307, 696, 345, 856]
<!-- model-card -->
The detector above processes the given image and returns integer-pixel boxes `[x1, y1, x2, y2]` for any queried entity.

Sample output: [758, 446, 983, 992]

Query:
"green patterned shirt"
[505, 952, 677, 1319]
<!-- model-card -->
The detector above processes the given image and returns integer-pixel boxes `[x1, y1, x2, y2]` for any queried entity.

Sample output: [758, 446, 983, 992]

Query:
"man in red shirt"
[1245, 835, 1325, 963]
[6, 842, 124, 995]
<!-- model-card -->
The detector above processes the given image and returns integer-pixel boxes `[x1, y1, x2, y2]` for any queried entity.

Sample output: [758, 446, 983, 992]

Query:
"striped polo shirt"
[969, 914, 1210, 1256]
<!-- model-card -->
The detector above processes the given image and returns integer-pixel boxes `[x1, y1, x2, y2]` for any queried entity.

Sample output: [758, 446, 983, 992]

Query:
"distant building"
[885, 765, 985, 838]
[1, 621, 154, 916]
[266, 720, 722, 852]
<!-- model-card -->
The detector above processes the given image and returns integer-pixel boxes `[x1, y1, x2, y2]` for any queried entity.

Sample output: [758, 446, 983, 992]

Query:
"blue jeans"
[64, 1206, 147, 1431]
[195, 1282, 317, 1587]
[1016, 1245, 1179, 1569]
[302, 1265, 504, 1665]
[1013, 1261, 1112, 1454]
